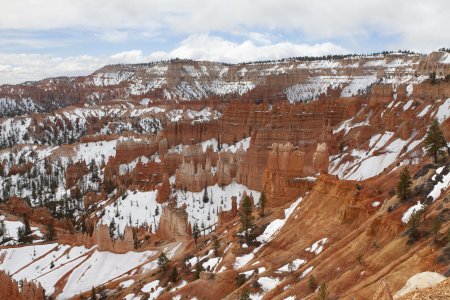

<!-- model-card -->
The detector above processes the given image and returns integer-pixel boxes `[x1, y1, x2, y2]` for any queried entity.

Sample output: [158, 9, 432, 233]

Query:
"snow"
[305, 238, 328, 255]
[234, 253, 254, 269]
[124, 294, 141, 300]
[75, 140, 117, 166]
[256, 197, 302, 243]
[59, 249, 156, 299]
[276, 259, 307, 273]
[174, 181, 260, 234]
[1, 218, 24, 243]
[141, 280, 164, 299]
[401, 201, 424, 224]
[119, 279, 135, 289]
[434, 98, 450, 123]
[402, 99, 414, 111]
[300, 266, 314, 278]
[394, 271, 446, 298]
[417, 105, 432, 118]
[98, 190, 162, 235]
[223, 137, 252, 153]
[0, 244, 95, 296]
[202, 257, 221, 272]
[257, 276, 282, 292]
[427, 167, 450, 201]
[119, 156, 150, 175]
[171, 280, 187, 292]
[284, 75, 378, 102]
[331, 136, 410, 181]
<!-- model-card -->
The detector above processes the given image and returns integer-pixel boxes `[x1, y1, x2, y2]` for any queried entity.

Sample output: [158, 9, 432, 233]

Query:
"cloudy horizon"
[0, 0, 449, 84]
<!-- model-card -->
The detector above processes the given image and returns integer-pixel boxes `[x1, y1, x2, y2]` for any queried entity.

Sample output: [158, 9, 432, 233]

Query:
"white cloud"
[147, 34, 347, 62]
[98, 31, 128, 43]
[0, 0, 449, 51]
[0, 34, 348, 84]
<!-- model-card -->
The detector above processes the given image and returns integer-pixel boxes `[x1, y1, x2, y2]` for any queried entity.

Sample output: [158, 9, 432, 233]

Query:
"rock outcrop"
[158, 204, 191, 241]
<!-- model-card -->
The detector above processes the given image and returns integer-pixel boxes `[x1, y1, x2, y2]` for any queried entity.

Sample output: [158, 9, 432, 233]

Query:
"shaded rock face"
[95, 224, 134, 253]
[0, 271, 45, 300]
[65, 161, 88, 189]
[158, 204, 191, 241]
[156, 173, 171, 203]
[175, 158, 214, 192]
[313, 142, 330, 174]
[263, 143, 317, 206]
[218, 196, 238, 227]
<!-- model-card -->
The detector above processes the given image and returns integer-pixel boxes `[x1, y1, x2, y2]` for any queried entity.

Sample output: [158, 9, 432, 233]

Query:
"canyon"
[0, 51, 450, 299]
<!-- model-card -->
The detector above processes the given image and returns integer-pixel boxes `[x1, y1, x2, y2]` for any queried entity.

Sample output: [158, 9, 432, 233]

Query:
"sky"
[0, 0, 449, 84]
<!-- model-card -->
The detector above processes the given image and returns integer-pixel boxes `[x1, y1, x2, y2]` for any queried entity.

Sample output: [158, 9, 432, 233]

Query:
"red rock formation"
[263, 143, 316, 207]
[0, 271, 45, 300]
[83, 190, 106, 210]
[95, 224, 135, 253]
[218, 196, 238, 227]
[175, 157, 214, 192]
[156, 173, 171, 203]
[65, 161, 88, 189]
[312, 142, 330, 174]
[157, 203, 191, 241]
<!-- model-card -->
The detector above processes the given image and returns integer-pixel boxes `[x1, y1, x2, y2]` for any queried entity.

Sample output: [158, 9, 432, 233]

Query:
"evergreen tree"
[109, 219, 116, 239]
[23, 215, 32, 235]
[194, 259, 204, 280]
[288, 261, 295, 275]
[212, 235, 220, 256]
[169, 266, 178, 282]
[192, 223, 200, 244]
[240, 289, 251, 300]
[397, 167, 412, 202]
[90, 286, 97, 300]
[308, 275, 318, 291]
[202, 188, 209, 203]
[431, 216, 442, 243]
[45, 222, 57, 241]
[240, 196, 254, 242]
[317, 283, 329, 300]
[408, 211, 420, 241]
[17, 226, 27, 244]
[259, 192, 267, 217]
[0, 220, 6, 241]
[429, 71, 437, 84]
[424, 119, 447, 163]
[157, 252, 169, 271]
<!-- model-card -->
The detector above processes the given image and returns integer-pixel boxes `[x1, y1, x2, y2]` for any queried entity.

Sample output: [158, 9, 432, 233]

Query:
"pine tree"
[90, 286, 97, 300]
[45, 222, 57, 241]
[317, 283, 329, 300]
[194, 259, 204, 280]
[308, 275, 318, 291]
[259, 192, 266, 217]
[109, 219, 116, 239]
[408, 211, 420, 241]
[202, 188, 209, 203]
[240, 196, 254, 242]
[17, 226, 27, 244]
[23, 215, 31, 235]
[0, 220, 6, 241]
[288, 261, 295, 275]
[157, 252, 169, 271]
[240, 289, 251, 300]
[425, 119, 447, 164]
[397, 167, 412, 202]
[212, 235, 220, 256]
[169, 266, 178, 282]
[192, 223, 200, 244]
[431, 216, 442, 243]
